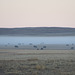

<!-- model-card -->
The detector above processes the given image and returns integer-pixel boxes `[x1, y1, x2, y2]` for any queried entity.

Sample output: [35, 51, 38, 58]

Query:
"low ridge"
[0, 27, 75, 36]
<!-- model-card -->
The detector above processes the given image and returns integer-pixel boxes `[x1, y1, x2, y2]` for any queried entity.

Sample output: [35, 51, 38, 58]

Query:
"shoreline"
[0, 33, 75, 36]
[0, 44, 75, 50]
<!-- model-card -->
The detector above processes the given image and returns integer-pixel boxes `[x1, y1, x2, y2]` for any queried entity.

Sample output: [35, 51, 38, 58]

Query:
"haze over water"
[0, 36, 75, 45]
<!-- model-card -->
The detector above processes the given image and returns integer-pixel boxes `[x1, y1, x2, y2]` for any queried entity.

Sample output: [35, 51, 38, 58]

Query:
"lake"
[0, 36, 75, 50]
[0, 36, 75, 45]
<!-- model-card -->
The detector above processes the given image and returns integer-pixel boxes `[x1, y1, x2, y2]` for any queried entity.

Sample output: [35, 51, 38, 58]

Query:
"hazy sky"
[0, 0, 75, 28]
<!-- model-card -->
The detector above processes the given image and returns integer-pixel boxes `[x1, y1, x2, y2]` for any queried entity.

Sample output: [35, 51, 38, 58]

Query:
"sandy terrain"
[0, 49, 75, 75]
[0, 49, 75, 60]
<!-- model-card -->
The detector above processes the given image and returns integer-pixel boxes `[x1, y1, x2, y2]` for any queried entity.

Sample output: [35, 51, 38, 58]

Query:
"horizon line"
[0, 26, 75, 29]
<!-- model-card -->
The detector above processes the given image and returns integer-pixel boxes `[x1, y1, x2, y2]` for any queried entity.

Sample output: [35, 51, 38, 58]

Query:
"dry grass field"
[0, 49, 75, 75]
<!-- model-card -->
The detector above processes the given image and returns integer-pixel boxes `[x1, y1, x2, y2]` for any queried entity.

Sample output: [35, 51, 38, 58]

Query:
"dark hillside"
[0, 27, 75, 36]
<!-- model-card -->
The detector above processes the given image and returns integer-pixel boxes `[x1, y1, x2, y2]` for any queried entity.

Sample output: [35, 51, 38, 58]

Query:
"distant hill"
[0, 27, 75, 36]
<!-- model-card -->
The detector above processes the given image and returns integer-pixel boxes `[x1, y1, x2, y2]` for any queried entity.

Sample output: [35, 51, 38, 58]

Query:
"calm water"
[0, 36, 75, 45]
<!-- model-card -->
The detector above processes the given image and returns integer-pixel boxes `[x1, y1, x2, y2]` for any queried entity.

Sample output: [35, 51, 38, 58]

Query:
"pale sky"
[0, 0, 75, 28]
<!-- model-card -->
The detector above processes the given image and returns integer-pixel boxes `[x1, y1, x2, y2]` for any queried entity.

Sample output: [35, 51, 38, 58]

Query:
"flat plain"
[0, 49, 75, 75]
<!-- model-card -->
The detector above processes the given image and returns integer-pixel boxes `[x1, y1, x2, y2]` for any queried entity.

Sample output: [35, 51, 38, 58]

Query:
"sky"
[0, 0, 75, 28]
